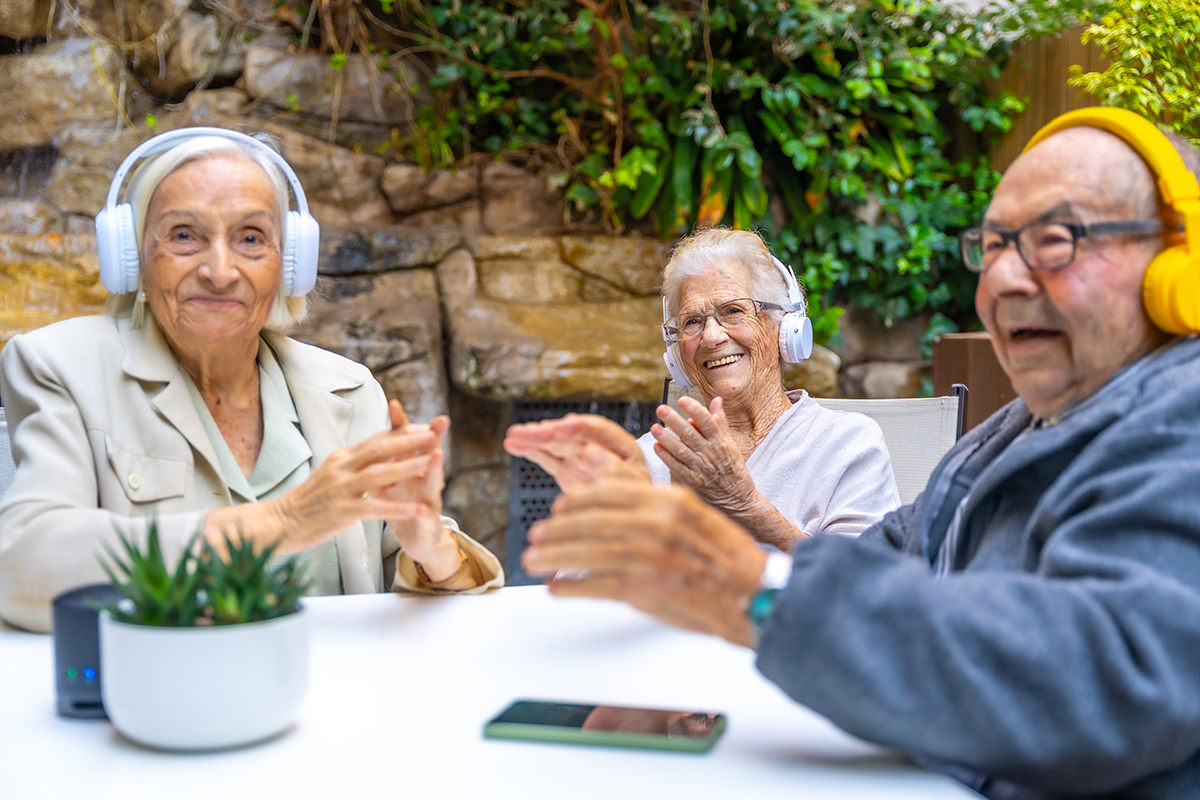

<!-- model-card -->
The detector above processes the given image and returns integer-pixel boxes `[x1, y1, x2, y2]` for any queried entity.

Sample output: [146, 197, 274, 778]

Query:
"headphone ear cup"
[280, 210, 301, 296]
[663, 344, 694, 390]
[105, 203, 142, 295]
[1142, 244, 1200, 335]
[283, 209, 320, 296]
[778, 312, 814, 363]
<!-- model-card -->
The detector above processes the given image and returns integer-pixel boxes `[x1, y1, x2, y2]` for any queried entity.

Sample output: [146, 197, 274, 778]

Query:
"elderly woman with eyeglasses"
[505, 227, 899, 551]
[0, 129, 502, 632]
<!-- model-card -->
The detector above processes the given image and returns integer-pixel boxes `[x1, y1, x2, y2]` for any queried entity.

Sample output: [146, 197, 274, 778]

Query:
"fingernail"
[522, 547, 540, 570]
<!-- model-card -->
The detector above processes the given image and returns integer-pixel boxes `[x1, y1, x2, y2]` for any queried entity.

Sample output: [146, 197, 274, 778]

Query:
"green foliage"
[99, 523, 309, 627]
[99, 524, 204, 627]
[395, 0, 1095, 337]
[1069, 0, 1200, 145]
[274, 0, 1097, 336]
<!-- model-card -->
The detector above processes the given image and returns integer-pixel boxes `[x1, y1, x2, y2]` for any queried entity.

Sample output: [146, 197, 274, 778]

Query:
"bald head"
[1005, 127, 1160, 220]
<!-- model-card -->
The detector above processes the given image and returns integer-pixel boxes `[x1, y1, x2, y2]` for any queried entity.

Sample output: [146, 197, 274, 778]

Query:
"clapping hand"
[377, 401, 466, 582]
[651, 396, 759, 517]
[504, 413, 650, 492]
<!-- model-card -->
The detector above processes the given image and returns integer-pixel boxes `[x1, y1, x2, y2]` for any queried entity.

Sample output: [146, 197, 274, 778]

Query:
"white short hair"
[103, 131, 308, 332]
[661, 227, 805, 320]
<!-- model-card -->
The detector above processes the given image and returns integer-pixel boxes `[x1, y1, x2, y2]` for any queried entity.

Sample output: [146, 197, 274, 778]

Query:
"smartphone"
[483, 699, 726, 753]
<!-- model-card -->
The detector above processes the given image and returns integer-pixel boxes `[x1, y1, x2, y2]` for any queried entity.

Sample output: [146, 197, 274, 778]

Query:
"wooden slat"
[988, 26, 1109, 172]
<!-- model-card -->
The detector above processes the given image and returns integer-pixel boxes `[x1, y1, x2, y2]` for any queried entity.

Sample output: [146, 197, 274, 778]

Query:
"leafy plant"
[99, 523, 309, 627]
[1069, 0, 1200, 145]
[269, 0, 1099, 339]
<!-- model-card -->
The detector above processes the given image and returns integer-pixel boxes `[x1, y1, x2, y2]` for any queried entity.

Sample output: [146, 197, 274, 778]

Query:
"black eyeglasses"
[959, 219, 1172, 273]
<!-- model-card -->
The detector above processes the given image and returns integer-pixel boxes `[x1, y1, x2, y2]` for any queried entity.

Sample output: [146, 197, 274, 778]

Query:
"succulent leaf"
[97, 521, 310, 627]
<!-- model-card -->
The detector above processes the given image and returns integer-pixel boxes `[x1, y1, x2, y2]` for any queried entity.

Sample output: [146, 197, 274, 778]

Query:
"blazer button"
[127, 473, 141, 490]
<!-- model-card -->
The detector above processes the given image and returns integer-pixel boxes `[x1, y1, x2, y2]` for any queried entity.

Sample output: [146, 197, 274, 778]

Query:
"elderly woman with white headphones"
[0, 127, 501, 632]
[505, 227, 899, 551]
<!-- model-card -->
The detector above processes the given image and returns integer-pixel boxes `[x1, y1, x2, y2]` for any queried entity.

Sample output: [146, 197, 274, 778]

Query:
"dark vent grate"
[504, 399, 658, 585]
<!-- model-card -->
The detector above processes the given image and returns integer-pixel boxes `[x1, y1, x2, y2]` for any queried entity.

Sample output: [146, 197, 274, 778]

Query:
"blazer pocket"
[105, 436, 188, 504]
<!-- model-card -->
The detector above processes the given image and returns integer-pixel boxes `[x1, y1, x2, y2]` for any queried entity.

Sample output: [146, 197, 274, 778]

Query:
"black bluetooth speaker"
[52, 583, 124, 719]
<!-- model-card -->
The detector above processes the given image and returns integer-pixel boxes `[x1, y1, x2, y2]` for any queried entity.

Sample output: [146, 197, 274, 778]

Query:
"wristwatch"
[746, 551, 792, 649]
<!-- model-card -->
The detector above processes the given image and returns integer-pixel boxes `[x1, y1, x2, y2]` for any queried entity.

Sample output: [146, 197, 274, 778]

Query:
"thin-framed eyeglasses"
[959, 219, 1173, 273]
[663, 298, 785, 343]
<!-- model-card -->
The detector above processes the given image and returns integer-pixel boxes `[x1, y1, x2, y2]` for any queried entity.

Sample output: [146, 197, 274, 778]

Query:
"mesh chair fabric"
[812, 396, 960, 505]
[0, 408, 14, 499]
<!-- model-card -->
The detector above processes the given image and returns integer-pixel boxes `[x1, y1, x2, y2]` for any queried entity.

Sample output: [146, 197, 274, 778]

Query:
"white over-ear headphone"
[94, 126, 320, 297]
[662, 254, 814, 390]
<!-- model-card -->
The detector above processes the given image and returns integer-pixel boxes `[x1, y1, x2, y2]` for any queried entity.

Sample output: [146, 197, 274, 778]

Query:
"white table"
[0, 587, 978, 799]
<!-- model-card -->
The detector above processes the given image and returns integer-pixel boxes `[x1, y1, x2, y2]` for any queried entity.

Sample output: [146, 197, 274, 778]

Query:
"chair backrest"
[812, 391, 965, 505]
[661, 379, 968, 506]
[0, 407, 15, 499]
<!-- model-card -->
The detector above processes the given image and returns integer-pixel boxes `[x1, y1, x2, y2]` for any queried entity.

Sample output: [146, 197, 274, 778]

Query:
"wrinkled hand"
[504, 413, 650, 492]
[652, 396, 761, 517]
[378, 400, 463, 576]
[522, 479, 767, 647]
[257, 400, 445, 555]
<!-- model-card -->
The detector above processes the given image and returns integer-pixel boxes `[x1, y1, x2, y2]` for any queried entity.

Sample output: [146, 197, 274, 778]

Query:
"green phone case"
[483, 701, 726, 753]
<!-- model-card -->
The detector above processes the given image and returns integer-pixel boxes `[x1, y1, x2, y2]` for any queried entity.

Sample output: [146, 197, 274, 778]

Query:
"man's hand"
[522, 479, 768, 647]
[504, 414, 650, 491]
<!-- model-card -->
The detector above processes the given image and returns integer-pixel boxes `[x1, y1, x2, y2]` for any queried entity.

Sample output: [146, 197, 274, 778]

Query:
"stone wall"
[0, 0, 924, 560]
[831, 307, 932, 400]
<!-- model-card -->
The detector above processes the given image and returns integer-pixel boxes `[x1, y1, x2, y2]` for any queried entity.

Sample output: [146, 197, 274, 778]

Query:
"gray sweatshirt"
[757, 335, 1200, 799]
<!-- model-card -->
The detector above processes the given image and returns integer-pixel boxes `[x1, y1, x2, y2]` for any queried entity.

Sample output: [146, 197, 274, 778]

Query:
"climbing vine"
[1069, 0, 1200, 145]
[268, 0, 1098, 340]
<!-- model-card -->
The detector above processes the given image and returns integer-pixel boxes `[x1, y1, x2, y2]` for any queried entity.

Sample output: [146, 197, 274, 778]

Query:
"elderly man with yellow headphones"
[521, 107, 1200, 798]
[0, 127, 502, 633]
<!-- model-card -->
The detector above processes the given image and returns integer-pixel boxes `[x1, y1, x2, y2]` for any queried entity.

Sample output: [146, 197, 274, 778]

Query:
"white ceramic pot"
[99, 608, 309, 750]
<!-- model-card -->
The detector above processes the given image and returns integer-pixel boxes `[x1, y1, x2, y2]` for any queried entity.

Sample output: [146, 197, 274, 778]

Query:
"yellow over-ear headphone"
[1022, 107, 1200, 335]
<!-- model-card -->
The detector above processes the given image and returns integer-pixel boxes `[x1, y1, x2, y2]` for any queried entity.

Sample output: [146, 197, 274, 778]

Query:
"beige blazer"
[0, 315, 501, 633]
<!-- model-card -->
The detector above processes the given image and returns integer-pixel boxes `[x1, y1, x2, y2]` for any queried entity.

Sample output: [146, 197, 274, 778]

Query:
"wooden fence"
[988, 26, 1109, 172]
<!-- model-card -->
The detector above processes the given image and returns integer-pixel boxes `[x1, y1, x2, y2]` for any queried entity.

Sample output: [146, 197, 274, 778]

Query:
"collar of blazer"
[114, 314, 371, 493]
[116, 315, 367, 397]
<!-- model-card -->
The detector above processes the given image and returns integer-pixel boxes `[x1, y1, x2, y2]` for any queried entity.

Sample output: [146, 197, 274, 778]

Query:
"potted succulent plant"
[97, 524, 311, 751]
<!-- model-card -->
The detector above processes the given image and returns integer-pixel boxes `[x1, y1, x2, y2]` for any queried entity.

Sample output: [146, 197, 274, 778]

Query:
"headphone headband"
[1023, 108, 1200, 253]
[103, 127, 313, 217]
[770, 255, 805, 312]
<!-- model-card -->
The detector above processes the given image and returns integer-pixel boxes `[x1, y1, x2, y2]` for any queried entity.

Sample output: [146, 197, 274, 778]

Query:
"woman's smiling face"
[140, 155, 282, 355]
[677, 261, 782, 407]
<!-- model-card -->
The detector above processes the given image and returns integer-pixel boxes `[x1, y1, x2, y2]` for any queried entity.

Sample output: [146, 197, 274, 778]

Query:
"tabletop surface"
[0, 586, 979, 800]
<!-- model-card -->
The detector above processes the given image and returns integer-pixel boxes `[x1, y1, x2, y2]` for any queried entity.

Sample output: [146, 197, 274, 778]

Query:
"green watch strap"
[747, 587, 780, 649]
